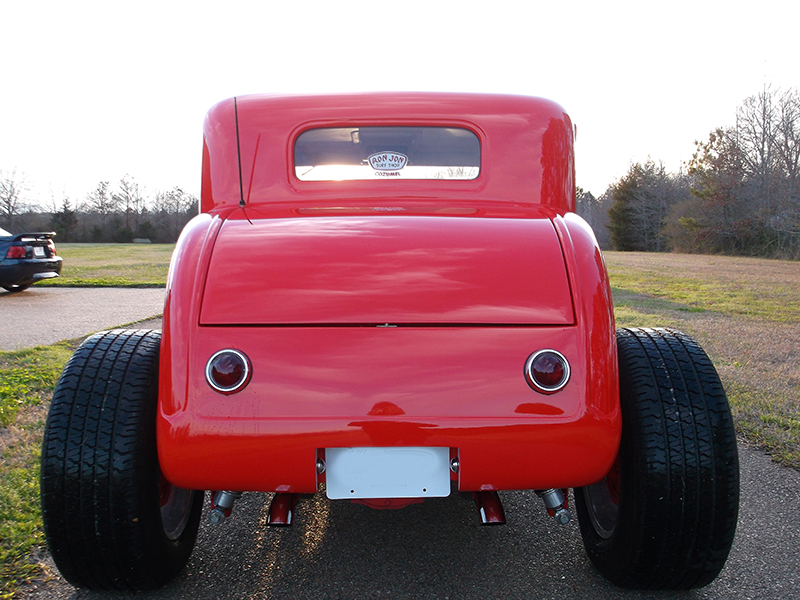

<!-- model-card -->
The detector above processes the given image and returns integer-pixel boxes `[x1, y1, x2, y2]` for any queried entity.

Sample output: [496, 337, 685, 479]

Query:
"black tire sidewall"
[41, 329, 203, 590]
[575, 327, 739, 589]
[575, 343, 652, 582]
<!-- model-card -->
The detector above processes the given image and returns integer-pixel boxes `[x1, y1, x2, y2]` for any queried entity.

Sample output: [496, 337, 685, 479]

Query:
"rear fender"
[159, 210, 230, 426]
[554, 212, 620, 467]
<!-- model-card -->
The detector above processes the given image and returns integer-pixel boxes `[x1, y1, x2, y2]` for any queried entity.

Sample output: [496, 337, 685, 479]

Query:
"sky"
[1, 0, 798, 207]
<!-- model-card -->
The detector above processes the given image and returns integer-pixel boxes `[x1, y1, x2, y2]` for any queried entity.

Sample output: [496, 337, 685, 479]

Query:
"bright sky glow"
[296, 166, 480, 181]
[1, 0, 797, 205]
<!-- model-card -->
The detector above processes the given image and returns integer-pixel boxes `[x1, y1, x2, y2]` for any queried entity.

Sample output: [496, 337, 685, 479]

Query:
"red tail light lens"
[206, 349, 251, 394]
[6, 246, 26, 259]
[524, 350, 570, 394]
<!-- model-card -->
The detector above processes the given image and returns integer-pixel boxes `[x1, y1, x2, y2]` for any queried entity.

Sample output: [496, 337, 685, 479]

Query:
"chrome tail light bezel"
[524, 349, 571, 394]
[205, 349, 252, 394]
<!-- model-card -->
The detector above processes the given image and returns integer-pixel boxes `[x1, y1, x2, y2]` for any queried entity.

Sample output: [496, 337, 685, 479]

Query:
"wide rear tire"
[575, 327, 739, 589]
[41, 329, 204, 590]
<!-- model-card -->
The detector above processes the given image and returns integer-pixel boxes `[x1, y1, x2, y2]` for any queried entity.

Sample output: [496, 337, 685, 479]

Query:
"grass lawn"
[42, 243, 175, 287]
[0, 342, 78, 597]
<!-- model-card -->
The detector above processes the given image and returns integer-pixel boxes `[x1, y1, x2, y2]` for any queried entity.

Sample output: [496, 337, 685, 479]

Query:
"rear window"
[294, 126, 480, 181]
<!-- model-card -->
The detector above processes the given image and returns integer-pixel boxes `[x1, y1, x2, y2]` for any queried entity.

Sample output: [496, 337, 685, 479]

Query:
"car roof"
[201, 92, 576, 214]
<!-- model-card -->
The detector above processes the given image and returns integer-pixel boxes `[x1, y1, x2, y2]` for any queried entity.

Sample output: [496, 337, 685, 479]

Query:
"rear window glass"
[295, 126, 480, 181]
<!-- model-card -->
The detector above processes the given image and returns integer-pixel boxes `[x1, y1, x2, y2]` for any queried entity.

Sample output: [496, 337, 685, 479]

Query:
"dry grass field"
[606, 251, 800, 467]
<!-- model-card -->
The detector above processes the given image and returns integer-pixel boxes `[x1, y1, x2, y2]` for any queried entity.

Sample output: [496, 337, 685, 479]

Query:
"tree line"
[579, 87, 800, 259]
[4, 88, 799, 256]
[0, 174, 198, 243]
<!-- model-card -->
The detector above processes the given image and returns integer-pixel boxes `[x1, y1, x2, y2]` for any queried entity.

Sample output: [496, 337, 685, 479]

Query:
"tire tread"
[41, 329, 202, 590]
[575, 327, 739, 589]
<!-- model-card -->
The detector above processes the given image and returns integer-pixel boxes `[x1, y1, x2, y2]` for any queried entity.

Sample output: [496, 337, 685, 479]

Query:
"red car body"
[42, 92, 737, 591]
[156, 92, 620, 496]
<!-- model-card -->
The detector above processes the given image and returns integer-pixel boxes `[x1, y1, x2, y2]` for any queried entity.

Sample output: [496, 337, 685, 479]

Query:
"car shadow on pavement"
[51, 490, 701, 600]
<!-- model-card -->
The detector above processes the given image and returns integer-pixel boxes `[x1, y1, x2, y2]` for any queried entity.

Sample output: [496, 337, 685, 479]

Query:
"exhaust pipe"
[472, 491, 506, 525]
[208, 490, 243, 524]
[536, 488, 571, 525]
[267, 493, 300, 526]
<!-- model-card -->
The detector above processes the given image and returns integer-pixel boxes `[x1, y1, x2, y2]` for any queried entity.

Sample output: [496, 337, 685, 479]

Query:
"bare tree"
[87, 181, 115, 218]
[736, 87, 779, 221]
[0, 169, 27, 230]
[152, 187, 198, 241]
[688, 87, 800, 256]
[775, 89, 800, 184]
[773, 89, 800, 236]
[112, 175, 145, 230]
[577, 186, 613, 249]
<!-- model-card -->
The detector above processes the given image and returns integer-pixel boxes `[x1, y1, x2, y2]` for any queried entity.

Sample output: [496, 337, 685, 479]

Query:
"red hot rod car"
[41, 93, 739, 591]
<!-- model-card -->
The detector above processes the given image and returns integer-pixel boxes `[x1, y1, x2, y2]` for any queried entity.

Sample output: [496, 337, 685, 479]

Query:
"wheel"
[575, 327, 739, 589]
[40, 329, 204, 590]
[2, 283, 31, 292]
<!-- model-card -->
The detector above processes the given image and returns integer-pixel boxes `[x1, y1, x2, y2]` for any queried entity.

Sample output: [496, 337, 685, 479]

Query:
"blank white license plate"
[325, 447, 451, 500]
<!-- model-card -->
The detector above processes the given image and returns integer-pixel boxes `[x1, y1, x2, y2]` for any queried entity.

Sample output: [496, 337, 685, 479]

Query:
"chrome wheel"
[581, 459, 620, 540]
[159, 474, 197, 541]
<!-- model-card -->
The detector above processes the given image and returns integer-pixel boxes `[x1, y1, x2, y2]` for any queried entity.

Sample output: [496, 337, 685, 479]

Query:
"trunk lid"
[200, 215, 574, 325]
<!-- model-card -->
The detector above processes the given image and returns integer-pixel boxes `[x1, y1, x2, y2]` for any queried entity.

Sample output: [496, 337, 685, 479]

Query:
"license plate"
[33, 246, 45, 257]
[325, 447, 451, 500]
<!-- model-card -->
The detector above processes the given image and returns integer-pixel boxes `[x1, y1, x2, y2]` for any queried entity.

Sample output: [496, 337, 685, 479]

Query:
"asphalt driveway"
[21, 444, 800, 600]
[0, 287, 165, 350]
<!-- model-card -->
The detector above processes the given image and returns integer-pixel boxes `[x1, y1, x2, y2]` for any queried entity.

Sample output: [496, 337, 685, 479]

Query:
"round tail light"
[524, 350, 570, 394]
[206, 349, 251, 394]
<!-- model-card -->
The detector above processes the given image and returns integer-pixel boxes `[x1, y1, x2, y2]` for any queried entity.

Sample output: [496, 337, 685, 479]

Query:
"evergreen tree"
[50, 198, 79, 241]
[607, 161, 685, 251]
[607, 167, 639, 251]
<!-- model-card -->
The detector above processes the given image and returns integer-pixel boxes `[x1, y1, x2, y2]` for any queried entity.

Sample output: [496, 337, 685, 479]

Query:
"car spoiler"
[10, 231, 57, 241]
